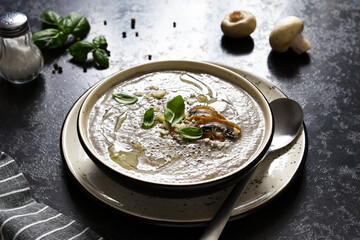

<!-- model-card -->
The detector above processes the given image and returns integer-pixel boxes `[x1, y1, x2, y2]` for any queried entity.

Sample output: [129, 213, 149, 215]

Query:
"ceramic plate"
[61, 64, 307, 223]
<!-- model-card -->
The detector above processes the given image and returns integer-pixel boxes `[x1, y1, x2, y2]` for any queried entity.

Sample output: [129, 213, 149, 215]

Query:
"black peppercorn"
[131, 18, 136, 29]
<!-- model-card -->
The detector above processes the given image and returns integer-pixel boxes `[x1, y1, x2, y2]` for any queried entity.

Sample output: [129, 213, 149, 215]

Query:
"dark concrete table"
[1, 0, 359, 239]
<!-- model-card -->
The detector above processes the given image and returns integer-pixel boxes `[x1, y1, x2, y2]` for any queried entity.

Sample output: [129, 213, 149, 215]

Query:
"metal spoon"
[200, 98, 304, 240]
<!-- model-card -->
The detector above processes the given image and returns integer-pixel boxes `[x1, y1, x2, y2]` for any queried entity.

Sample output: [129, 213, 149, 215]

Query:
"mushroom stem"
[290, 34, 312, 54]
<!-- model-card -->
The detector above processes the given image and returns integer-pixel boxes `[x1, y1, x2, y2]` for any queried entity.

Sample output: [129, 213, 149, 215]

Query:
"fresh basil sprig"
[178, 127, 203, 140]
[164, 95, 185, 125]
[68, 36, 109, 68]
[143, 108, 155, 128]
[33, 10, 111, 69]
[33, 11, 90, 49]
[112, 93, 138, 104]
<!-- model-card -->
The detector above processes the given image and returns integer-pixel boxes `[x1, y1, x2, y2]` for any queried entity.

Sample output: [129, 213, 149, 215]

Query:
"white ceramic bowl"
[77, 60, 273, 195]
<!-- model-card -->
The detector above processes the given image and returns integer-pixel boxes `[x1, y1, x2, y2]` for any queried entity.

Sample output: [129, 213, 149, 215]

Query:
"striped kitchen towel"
[0, 151, 103, 240]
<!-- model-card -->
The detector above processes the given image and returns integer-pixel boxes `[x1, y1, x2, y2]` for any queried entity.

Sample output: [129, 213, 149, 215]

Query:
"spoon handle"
[199, 98, 303, 239]
[199, 166, 257, 240]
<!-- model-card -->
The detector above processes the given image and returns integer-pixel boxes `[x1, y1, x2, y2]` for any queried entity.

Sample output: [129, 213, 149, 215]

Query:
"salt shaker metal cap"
[0, 12, 30, 38]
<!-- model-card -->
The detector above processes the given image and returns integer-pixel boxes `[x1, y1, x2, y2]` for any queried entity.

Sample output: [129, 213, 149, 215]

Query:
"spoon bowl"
[270, 98, 304, 151]
[200, 97, 304, 240]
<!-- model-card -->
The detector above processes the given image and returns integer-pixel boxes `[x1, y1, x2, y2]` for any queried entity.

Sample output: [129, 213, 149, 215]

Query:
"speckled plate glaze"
[61, 64, 307, 224]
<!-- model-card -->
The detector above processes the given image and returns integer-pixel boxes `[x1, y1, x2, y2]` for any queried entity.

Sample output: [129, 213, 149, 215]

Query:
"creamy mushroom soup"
[87, 71, 265, 184]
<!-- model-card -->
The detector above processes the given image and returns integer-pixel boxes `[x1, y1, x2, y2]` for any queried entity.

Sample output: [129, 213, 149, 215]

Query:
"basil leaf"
[93, 48, 109, 68]
[164, 95, 185, 125]
[66, 12, 91, 37]
[40, 10, 62, 26]
[178, 127, 203, 140]
[58, 17, 73, 34]
[47, 31, 68, 48]
[143, 108, 155, 128]
[67, 41, 95, 62]
[93, 35, 108, 49]
[33, 28, 57, 48]
[32, 28, 59, 42]
[112, 93, 138, 104]
[32, 28, 67, 49]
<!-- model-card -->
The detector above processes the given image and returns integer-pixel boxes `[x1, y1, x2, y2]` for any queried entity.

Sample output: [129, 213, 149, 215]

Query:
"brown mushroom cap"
[269, 16, 304, 53]
[221, 10, 256, 38]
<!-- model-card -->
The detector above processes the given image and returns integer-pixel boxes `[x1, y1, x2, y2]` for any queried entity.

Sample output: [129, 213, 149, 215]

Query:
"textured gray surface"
[0, 0, 359, 239]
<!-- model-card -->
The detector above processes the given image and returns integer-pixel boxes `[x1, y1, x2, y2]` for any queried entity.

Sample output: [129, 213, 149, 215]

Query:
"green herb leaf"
[112, 93, 138, 104]
[47, 31, 68, 48]
[32, 28, 68, 49]
[58, 17, 74, 34]
[40, 10, 62, 26]
[67, 41, 95, 62]
[32, 28, 57, 49]
[32, 28, 60, 43]
[66, 12, 91, 37]
[164, 95, 185, 125]
[178, 127, 203, 140]
[143, 108, 155, 128]
[93, 35, 108, 49]
[93, 48, 109, 68]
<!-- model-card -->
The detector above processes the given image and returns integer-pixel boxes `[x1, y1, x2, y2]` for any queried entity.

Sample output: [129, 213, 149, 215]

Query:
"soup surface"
[88, 70, 265, 184]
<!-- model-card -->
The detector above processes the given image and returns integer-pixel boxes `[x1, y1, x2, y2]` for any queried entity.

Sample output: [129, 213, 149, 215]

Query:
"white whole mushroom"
[221, 10, 256, 38]
[269, 16, 312, 54]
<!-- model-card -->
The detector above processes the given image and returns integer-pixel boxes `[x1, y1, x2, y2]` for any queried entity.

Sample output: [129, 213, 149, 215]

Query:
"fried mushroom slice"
[194, 116, 241, 142]
[188, 106, 226, 120]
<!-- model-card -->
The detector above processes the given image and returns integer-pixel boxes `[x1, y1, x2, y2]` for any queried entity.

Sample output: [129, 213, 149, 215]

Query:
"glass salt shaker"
[0, 12, 43, 84]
